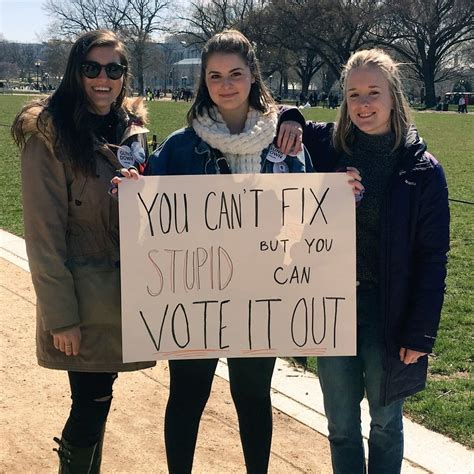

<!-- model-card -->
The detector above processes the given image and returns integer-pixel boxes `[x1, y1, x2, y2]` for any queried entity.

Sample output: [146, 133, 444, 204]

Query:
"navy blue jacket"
[302, 121, 450, 404]
[145, 126, 312, 175]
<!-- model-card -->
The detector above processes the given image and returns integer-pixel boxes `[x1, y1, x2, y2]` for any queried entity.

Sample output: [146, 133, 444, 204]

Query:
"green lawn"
[1, 96, 473, 447]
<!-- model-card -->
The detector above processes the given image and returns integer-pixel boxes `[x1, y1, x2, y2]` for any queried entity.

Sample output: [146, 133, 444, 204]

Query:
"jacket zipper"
[381, 170, 397, 405]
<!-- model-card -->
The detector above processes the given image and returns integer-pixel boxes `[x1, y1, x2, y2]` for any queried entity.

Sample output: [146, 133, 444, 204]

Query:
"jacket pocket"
[384, 354, 428, 405]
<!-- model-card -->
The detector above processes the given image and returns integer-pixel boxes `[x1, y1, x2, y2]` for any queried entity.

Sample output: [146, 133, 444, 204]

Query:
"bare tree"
[271, 0, 380, 78]
[176, 0, 267, 45]
[377, 0, 474, 107]
[120, 0, 171, 92]
[44, 0, 122, 35]
[42, 39, 72, 82]
[45, 0, 170, 93]
[0, 41, 42, 83]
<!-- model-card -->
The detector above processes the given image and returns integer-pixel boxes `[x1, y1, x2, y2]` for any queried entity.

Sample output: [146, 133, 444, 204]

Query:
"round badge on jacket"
[117, 145, 134, 168]
[266, 144, 287, 163]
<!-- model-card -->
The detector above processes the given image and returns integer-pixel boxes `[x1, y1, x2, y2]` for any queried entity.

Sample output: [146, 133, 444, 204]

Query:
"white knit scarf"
[192, 106, 278, 173]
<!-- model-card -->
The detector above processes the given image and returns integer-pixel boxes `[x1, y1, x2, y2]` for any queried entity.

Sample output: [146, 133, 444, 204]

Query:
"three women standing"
[12, 30, 154, 472]
[12, 26, 449, 474]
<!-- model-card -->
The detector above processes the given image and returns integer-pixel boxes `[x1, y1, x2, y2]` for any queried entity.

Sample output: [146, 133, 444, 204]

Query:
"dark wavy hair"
[12, 29, 130, 175]
[186, 29, 275, 126]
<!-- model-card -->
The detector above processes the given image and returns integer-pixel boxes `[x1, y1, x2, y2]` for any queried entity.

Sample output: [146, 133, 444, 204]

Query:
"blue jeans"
[317, 291, 404, 474]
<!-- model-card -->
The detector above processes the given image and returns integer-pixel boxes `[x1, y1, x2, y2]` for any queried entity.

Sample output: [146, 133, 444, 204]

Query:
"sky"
[0, 0, 51, 43]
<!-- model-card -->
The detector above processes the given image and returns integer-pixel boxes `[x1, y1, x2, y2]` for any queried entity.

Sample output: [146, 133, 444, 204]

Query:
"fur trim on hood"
[122, 97, 148, 124]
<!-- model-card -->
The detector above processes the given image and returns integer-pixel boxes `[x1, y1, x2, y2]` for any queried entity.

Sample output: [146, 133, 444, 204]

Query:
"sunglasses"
[80, 61, 127, 80]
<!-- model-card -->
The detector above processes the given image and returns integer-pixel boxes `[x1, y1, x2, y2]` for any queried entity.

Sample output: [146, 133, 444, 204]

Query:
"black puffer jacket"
[302, 121, 450, 404]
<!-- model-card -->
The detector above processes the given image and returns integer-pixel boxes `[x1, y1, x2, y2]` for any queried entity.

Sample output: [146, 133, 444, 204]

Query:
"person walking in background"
[11, 29, 154, 472]
[280, 48, 449, 474]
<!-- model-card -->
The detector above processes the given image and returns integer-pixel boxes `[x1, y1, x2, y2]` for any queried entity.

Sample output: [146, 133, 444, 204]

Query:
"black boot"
[89, 425, 106, 474]
[53, 437, 97, 474]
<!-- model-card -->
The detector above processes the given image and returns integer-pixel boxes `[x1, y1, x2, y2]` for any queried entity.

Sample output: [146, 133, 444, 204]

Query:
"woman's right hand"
[51, 326, 82, 356]
[110, 167, 140, 195]
[277, 120, 303, 155]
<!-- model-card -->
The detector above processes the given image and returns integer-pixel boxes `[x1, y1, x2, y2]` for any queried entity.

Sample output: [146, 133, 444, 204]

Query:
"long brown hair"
[12, 29, 130, 175]
[333, 49, 411, 154]
[186, 29, 275, 126]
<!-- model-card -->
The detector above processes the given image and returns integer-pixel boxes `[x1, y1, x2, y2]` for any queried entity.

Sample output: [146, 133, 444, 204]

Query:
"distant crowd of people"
[144, 87, 194, 102]
[297, 91, 340, 109]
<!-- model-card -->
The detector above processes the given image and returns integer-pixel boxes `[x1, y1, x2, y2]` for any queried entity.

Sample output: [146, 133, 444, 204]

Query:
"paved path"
[1, 230, 472, 473]
[0, 257, 334, 473]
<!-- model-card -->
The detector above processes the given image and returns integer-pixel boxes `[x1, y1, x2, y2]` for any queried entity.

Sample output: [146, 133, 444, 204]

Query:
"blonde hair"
[333, 49, 411, 154]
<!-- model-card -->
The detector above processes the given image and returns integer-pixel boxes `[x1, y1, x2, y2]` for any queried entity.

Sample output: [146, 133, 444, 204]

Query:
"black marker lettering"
[138, 192, 159, 237]
[291, 297, 308, 347]
[204, 192, 217, 230]
[219, 300, 231, 349]
[249, 189, 263, 227]
[310, 187, 329, 225]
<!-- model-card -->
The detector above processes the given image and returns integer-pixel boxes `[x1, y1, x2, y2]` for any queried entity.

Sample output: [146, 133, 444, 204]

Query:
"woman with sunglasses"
[12, 29, 154, 472]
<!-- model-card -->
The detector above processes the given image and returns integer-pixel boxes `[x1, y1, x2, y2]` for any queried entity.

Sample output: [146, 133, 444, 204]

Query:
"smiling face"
[205, 52, 254, 119]
[82, 46, 124, 115]
[346, 64, 393, 135]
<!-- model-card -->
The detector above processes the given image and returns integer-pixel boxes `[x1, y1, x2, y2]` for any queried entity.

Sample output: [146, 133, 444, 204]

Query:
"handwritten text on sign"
[119, 173, 356, 362]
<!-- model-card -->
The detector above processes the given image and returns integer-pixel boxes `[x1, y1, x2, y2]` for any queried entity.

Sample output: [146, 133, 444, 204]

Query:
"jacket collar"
[399, 125, 430, 173]
[195, 138, 212, 156]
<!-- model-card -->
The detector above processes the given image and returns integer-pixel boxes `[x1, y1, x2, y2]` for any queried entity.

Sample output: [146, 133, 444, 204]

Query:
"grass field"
[0, 95, 473, 447]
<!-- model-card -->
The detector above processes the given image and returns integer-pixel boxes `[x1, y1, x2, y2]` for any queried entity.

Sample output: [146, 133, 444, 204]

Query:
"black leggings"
[165, 357, 276, 474]
[62, 372, 118, 447]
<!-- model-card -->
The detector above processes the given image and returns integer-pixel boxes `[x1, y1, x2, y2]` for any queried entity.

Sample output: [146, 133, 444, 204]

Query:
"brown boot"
[53, 437, 97, 474]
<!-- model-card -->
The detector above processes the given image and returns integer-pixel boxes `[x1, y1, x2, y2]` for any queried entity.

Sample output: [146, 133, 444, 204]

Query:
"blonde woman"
[281, 49, 449, 473]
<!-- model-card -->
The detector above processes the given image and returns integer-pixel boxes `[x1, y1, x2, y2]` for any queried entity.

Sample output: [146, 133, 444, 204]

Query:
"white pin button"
[117, 145, 134, 168]
[266, 144, 287, 163]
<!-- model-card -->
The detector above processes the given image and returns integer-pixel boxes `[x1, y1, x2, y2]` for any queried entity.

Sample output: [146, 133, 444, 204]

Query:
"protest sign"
[119, 173, 356, 362]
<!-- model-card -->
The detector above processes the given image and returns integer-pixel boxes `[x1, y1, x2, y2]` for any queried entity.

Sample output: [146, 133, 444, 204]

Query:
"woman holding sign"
[280, 49, 450, 474]
[147, 29, 312, 474]
[112, 29, 354, 473]
[12, 30, 154, 472]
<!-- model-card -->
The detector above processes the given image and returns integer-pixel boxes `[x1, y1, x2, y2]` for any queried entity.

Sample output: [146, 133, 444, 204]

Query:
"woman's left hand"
[110, 167, 140, 195]
[345, 166, 365, 200]
[399, 347, 428, 365]
[277, 120, 303, 155]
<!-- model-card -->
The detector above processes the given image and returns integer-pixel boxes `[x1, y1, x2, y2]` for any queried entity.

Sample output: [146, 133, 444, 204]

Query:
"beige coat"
[20, 98, 155, 372]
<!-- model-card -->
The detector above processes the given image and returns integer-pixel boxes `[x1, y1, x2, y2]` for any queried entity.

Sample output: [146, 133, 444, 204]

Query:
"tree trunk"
[301, 74, 311, 97]
[134, 42, 145, 96]
[423, 61, 436, 108]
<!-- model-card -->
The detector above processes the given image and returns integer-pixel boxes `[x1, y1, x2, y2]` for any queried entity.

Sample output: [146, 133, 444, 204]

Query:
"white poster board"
[119, 173, 356, 362]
